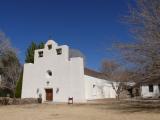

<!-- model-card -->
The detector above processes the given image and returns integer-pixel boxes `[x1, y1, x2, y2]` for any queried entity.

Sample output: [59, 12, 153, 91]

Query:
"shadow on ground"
[90, 99, 160, 113]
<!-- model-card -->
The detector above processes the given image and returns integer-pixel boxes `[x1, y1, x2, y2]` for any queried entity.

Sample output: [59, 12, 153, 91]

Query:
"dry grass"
[0, 100, 160, 120]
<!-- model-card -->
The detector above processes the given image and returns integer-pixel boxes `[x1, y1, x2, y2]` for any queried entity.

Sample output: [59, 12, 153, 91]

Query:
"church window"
[47, 70, 52, 76]
[38, 51, 43, 57]
[48, 44, 52, 50]
[56, 48, 62, 55]
[46, 70, 52, 78]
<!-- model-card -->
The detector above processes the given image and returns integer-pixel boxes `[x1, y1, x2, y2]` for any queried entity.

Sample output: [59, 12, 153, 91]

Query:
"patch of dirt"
[0, 101, 160, 120]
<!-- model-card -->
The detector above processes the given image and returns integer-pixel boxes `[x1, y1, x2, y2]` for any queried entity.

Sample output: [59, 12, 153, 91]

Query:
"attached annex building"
[22, 40, 116, 103]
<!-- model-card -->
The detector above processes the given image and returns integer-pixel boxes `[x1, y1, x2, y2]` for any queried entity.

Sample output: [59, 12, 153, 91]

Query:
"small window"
[93, 84, 95, 88]
[48, 44, 52, 50]
[56, 48, 62, 55]
[158, 84, 160, 92]
[47, 70, 52, 76]
[38, 51, 43, 57]
[149, 84, 153, 92]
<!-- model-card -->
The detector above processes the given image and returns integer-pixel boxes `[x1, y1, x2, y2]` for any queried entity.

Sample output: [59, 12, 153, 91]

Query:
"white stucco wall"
[141, 85, 160, 98]
[22, 40, 116, 103]
[84, 75, 116, 100]
[22, 40, 86, 103]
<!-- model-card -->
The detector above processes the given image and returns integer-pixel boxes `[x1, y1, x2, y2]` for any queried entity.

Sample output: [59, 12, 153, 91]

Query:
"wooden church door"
[45, 89, 53, 101]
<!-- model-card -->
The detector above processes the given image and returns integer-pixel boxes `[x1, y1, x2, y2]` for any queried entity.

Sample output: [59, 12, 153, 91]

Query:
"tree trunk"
[12, 88, 16, 104]
[116, 94, 120, 101]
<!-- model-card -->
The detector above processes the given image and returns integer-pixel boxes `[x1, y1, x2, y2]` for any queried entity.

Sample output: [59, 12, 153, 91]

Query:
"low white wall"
[84, 75, 116, 100]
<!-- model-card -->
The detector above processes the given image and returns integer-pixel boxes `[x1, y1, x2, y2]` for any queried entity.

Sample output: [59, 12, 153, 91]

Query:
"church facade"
[21, 40, 116, 103]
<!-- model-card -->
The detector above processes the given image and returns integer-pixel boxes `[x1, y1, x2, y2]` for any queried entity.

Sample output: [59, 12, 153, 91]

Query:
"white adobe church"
[21, 40, 116, 103]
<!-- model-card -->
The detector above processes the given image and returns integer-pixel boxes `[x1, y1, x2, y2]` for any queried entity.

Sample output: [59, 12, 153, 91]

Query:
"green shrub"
[15, 71, 23, 98]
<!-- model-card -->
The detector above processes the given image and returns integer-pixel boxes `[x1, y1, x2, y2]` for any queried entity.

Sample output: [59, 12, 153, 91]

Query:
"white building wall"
[84, 75, 116, 100]
[22, 40, 86, 103]
[22, 40, 116, 103]
[69, 58, 86, 102]
[141, 85, 160, 98]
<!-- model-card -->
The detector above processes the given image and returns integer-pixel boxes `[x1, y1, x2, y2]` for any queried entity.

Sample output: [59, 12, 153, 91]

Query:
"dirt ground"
[0, 100, 160, 120]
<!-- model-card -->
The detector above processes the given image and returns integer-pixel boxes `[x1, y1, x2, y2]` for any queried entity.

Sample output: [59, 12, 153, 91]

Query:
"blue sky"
[0, 0, 133, 70]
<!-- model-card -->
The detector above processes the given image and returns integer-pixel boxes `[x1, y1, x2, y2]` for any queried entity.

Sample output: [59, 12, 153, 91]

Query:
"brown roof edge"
[84, 68, 108, 80]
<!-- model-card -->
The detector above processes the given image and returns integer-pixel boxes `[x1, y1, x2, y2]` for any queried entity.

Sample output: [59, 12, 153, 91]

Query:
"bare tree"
[100, 59, 129, 100]
[1, 52, 21, 98]
[0, 32, 21, 98]
[0, 32, 14, 56]
[116, 0, 160, 83]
